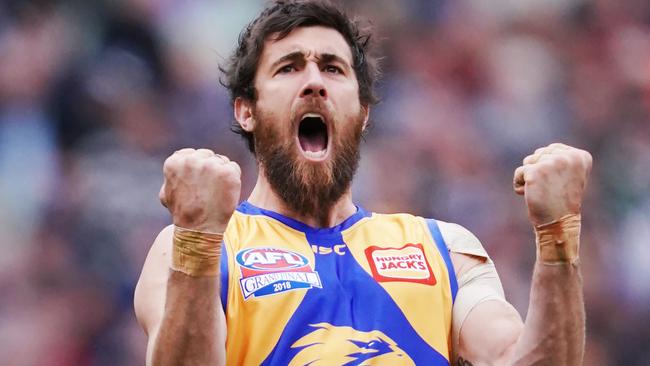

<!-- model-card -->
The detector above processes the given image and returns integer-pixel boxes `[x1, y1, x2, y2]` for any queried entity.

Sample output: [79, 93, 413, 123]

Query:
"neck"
[247, 169, 357, 228]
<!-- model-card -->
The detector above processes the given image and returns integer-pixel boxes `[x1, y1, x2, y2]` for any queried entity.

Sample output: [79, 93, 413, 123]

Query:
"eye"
[277, 64, 296, 74]
[324, 65, 343, 74]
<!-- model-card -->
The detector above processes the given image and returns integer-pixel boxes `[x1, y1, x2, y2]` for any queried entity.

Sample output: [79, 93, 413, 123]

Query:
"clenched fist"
[513, 143, 593, 226]
[159, 148, 241, 233]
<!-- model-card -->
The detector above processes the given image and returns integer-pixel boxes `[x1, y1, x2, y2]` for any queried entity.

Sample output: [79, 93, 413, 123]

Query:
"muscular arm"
[448, 143, 590, 365]
[135, 148, 241, 366]
[453, 253, 584, 366]
[510, 260, 584, 364]
[134, 226, 227, 366]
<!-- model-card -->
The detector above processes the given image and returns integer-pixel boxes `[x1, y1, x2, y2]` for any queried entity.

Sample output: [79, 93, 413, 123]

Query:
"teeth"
[304, 149, 327, 159]
[301, 112, 324, 120]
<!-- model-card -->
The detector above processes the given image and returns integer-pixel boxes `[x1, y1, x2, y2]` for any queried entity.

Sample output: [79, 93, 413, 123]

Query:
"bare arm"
[134, 148, 240, 366]
[453, 254, 584, 365]
[452, 143, 591, 365]
[134, 225, 227, 366]
[510, 260, 584, 365]
[155, 264, 226, 365]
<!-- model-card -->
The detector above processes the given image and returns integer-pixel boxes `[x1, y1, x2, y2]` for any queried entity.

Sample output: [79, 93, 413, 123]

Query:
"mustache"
[290, 99, 335, 128]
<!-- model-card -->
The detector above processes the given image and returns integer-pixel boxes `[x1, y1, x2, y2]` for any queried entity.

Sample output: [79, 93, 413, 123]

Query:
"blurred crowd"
[0, 0, 648, 364]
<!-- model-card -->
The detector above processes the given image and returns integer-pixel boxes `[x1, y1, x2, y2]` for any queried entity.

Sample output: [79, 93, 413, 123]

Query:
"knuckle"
[163, 158, 180, 174]
[217, 164, 241, 180]
[199, 159, 216, 173]
[225, 172, 242, 186]
[182, 156, 200, 170]
[535, 161, 553, 176]
[524, 170, 538, 182]
[228, 162, 242, 174]
[523, 155, 534, 164]
[212, 170, 240, 189]
[225, 165, 241, 179]
[552, 155, 569, 169]
[566, 150, 584, 166]
[208, 163, 230, 178]
[228, 162, 242, 179]
[514, 165, 524, 175]
[178, 148, 196, 153]
[200, 166, 223, 182]
[163, 154, 176, 166]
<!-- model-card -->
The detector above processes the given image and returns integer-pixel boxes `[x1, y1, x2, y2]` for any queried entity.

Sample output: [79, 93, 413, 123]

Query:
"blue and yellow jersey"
[219, 201, 458, 365]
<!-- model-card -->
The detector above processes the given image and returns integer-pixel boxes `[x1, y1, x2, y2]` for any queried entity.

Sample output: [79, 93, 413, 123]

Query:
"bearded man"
[134, 1, 591, 365]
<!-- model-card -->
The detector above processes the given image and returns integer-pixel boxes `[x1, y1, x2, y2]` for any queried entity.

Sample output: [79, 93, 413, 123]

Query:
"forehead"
[259, 26, 353, 67]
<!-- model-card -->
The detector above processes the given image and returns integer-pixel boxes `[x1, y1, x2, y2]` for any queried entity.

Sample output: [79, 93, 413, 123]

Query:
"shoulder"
[420, 218, 493, 280]
[435, 220, 490, 261]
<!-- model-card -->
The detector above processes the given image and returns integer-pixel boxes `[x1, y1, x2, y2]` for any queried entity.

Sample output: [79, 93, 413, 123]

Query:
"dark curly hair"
[220, 0, 381, 153]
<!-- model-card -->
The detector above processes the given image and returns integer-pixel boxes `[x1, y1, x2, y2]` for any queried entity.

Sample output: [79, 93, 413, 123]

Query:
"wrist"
[534, 213, 581, 265]
[171, 226, 223, 277]
[172, 219, 229, 234]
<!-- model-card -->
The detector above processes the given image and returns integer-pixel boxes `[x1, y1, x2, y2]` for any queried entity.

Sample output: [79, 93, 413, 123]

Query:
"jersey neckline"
[236, 201, 371, 235]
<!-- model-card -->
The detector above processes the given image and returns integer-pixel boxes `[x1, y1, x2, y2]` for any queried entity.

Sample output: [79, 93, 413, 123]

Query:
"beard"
[252, 105, 364, 223]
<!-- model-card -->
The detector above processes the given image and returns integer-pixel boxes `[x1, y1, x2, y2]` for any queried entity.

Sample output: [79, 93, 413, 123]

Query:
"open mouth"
[297, 113, 329, 160]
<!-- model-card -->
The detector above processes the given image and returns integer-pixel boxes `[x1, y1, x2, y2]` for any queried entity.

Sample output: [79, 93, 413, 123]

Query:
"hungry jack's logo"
[365, 243, 436, 285]
[236, 247, 322, 299]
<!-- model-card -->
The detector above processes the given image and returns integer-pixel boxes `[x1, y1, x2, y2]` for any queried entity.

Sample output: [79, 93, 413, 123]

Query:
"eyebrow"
[269, 51, 306, 71]
[318, 53, 351, 71]
[269, 51, 352, 72]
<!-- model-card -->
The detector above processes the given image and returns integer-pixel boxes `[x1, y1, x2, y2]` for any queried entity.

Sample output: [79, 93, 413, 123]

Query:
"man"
[134, 1, 591, 365]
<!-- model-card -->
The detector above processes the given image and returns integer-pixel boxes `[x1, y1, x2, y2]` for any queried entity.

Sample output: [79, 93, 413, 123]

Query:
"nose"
[300, 63, 328, 99]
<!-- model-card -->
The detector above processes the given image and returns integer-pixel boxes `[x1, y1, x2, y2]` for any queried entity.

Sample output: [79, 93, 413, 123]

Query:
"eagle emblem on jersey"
[236, 247, 322, 299]
[289, 323, 415, 365]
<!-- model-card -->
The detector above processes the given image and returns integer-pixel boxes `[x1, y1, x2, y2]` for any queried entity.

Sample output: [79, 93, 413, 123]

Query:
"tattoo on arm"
[457, 357, 474, 366]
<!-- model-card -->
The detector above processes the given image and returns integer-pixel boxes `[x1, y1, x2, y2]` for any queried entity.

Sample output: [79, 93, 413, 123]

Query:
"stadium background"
[0, 0, 649, 364]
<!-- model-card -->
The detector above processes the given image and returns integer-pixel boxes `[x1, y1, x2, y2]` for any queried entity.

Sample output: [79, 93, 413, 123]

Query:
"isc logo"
[236, 247, 309, 271]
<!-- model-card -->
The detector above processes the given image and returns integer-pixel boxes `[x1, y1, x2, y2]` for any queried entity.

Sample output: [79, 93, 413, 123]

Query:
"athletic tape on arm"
[437, 221, 509, 355]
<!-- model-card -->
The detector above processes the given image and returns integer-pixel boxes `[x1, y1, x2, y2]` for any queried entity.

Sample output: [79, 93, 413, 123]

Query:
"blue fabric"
[426, 219, 459, 303]
[220, 241, 228, 312]
[236, 201, 371, 235]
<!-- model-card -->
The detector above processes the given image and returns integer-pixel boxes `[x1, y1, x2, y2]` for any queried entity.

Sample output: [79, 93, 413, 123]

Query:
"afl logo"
[236, 247, 309, 271]
[236, 247, 322, 300]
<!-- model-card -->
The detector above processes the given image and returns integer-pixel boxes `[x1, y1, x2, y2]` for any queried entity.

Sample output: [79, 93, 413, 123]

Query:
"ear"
[234, 97, 255, 132]
[361, 105, 370, 131]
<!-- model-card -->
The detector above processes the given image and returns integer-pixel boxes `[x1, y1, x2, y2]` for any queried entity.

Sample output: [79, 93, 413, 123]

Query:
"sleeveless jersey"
[219, 201, 458, 365]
